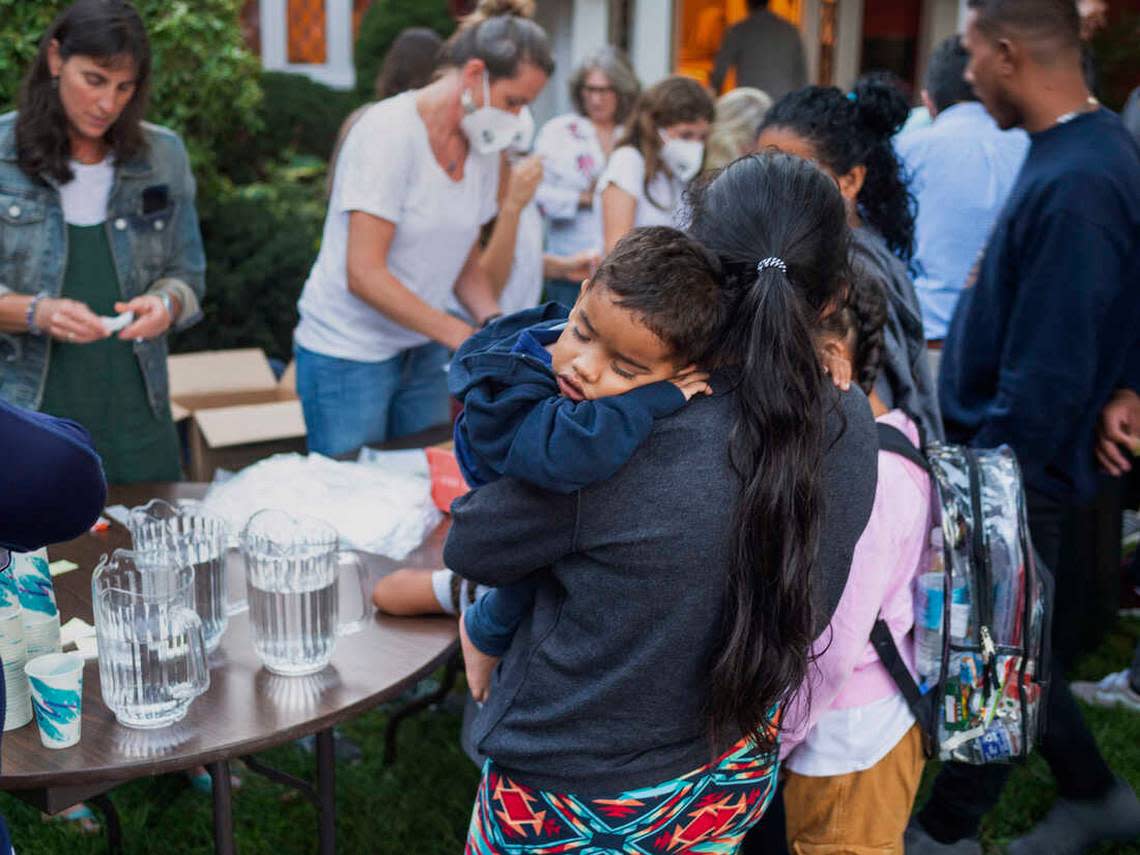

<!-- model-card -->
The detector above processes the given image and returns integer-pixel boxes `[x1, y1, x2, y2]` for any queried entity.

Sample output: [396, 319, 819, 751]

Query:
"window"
[287, 0, 328, 64]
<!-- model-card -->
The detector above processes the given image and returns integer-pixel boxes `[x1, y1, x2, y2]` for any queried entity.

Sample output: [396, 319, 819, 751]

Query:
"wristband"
[26, 292, 48, 336]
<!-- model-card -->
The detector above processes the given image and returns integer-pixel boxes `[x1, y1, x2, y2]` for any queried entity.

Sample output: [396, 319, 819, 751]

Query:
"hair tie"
[756, 257, 787, 275]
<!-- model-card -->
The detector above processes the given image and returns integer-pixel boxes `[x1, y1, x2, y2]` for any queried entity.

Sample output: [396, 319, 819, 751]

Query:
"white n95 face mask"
[659, 135, 705, 183]
[461, 72, 531, 155]
[509, 106, 536, 153]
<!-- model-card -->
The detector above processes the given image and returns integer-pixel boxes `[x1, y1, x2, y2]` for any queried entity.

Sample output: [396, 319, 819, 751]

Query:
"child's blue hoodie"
[449, 303, 686, 494]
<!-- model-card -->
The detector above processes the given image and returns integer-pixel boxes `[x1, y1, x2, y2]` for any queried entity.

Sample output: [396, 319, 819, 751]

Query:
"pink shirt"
[780, 409, 932, 760]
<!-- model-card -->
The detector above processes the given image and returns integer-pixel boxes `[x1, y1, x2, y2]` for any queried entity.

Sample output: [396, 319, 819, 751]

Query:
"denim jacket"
[0, 111, 205, 416]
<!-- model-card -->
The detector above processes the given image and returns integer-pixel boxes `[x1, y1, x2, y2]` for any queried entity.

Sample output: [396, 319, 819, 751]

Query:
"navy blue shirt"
[940, 108, 1140, 503]
[450, 304, 685, 494]
[0, 399, 106, 552]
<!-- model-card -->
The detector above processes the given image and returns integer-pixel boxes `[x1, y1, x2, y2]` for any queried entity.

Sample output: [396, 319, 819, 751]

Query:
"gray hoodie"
[444, 382, 878, 795]
[852, 226, 944, 442]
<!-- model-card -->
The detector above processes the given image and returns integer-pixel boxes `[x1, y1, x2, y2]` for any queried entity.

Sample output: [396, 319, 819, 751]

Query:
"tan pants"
[784, 722, 926, 855]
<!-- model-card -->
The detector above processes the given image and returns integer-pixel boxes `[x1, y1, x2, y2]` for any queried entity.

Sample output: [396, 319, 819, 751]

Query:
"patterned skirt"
[464, 732, 780, 854]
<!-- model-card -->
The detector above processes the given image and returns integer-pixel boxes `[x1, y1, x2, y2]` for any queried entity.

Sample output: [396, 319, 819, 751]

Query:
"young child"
[777, 272, 933, 854]
[453, 225, 726, 699]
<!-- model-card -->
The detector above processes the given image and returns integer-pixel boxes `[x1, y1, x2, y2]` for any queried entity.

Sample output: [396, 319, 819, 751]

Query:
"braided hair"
[760, 74, 916, 265]
[819, 274, 889, 395]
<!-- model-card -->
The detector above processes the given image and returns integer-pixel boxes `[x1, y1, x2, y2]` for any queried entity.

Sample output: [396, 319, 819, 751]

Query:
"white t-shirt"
[60, 158, 114, 226]
[784, 689, 916, 777]
[533, 113, 611, 257]
[295, 92, 500, 362]
[595, 146, 686, 243]
[498, 201, 545, 316]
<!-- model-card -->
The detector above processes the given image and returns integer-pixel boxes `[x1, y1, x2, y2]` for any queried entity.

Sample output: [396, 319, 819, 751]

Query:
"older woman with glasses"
[533, 46, 639, 307]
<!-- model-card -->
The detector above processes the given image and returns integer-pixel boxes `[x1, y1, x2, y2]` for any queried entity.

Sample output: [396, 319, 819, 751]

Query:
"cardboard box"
[168, 350, 306, 481]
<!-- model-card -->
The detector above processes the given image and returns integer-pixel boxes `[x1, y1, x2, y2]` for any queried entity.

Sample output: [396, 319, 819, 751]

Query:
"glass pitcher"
[129, 499, 245, 653]
[240, 510, 371, 676]
[92, 550, 210, 729]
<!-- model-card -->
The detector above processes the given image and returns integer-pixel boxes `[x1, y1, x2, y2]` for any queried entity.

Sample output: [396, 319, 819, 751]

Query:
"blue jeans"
[295, 342, 450, 457]
[543, 278, 582, 309]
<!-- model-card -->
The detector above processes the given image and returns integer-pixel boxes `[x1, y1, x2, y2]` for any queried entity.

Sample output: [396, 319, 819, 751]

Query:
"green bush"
[171, 159, 327, 361]
[0, 0, 262, 185]
[213, 71, 359, 185]
[354, 0, 456, 102]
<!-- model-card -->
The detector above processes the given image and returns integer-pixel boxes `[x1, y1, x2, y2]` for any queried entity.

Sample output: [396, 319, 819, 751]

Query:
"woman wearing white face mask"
[293, 0, 552, 457]
[597, 76, 715, 253]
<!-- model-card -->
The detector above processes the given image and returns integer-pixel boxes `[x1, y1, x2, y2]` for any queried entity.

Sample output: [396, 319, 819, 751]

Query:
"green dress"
[40, 224, 181, 484]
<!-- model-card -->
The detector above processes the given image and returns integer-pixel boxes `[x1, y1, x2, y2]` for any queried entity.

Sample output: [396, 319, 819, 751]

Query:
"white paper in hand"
[100, 311, 135, 334]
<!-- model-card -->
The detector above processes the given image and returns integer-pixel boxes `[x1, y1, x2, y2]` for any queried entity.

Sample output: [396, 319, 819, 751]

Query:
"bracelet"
[480, 313, 503, 329]
[26, 292, 48, 336]
[157, 291, 177, 324]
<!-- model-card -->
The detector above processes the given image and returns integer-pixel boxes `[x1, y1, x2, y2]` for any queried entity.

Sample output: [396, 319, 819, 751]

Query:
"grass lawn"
[1, 619, 1136, 854]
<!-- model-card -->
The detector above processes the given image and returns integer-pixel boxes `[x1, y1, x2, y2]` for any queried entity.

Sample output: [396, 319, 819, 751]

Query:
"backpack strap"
[870, 618, 936, 758]
[876, 422, 932, 473]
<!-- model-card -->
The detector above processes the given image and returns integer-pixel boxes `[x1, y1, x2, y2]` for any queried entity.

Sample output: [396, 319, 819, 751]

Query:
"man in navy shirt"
[909, 1, 1140, 853]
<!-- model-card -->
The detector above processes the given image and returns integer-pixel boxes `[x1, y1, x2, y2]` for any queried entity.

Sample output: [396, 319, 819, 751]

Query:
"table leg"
[89, 793, 123, 855]
[207, 759, 236, 855]
[383, 653, 460, 765]
[316, 728, 336, 855]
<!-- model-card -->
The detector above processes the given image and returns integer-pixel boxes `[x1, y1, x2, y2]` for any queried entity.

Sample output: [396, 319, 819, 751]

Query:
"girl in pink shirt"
[779, 273, 933, 853]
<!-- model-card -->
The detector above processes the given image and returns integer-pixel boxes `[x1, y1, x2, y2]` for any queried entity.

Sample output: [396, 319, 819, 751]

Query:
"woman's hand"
[504, 156, 543, 213]
[546, 249, 600, 282]
[115, 295, 175, 341]
[36, 298, 109, 344]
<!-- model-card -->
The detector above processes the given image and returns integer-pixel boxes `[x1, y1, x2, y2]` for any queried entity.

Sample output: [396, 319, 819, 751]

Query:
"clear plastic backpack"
[875, 426, 1054, 763]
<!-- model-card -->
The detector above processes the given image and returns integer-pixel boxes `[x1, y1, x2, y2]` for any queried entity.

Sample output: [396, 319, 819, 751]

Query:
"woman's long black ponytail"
[687, 153, 852, 749]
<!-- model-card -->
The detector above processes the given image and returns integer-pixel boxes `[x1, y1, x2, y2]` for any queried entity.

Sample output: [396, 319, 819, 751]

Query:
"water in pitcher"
[99, 609, 200, 728]
[248, 551, 340, 676]
[187, 544, 227, 652]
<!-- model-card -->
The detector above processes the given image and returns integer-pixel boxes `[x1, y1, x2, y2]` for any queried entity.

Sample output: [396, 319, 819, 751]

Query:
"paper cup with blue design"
[12, 549, 58, 618]
[24, 653, 84, 749]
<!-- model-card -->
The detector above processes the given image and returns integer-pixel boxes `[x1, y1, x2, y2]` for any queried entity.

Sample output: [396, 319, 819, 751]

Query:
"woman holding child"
[442, 152, 880, 851]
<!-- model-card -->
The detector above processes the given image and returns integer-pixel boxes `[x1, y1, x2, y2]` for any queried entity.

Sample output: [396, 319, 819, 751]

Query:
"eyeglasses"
[581, 85, 616, 97]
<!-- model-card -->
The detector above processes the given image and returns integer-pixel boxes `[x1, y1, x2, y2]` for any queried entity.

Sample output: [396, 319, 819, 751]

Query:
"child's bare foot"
[458, 613, 499, 703]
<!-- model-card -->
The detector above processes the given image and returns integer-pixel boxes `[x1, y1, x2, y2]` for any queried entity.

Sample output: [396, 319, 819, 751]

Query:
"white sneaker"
[1071, 669, 1140, 713]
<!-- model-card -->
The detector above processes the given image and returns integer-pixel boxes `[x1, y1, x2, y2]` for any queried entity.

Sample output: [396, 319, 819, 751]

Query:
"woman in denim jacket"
[0, 0, 205, 483]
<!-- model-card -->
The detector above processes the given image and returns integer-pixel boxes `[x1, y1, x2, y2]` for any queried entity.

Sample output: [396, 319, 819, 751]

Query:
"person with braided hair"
[772, 271, 932, 854]
[757, 77, 942, 444]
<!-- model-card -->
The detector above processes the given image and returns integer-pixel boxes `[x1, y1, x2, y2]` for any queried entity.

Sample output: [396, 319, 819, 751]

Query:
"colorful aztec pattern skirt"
[464, 731, 780, 854]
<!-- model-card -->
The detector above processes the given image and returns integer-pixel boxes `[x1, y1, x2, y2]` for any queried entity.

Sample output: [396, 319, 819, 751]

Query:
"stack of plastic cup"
[0, 608, 33, 731]
[11, 549, 61, 660]
[0, 560, 19, 613]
